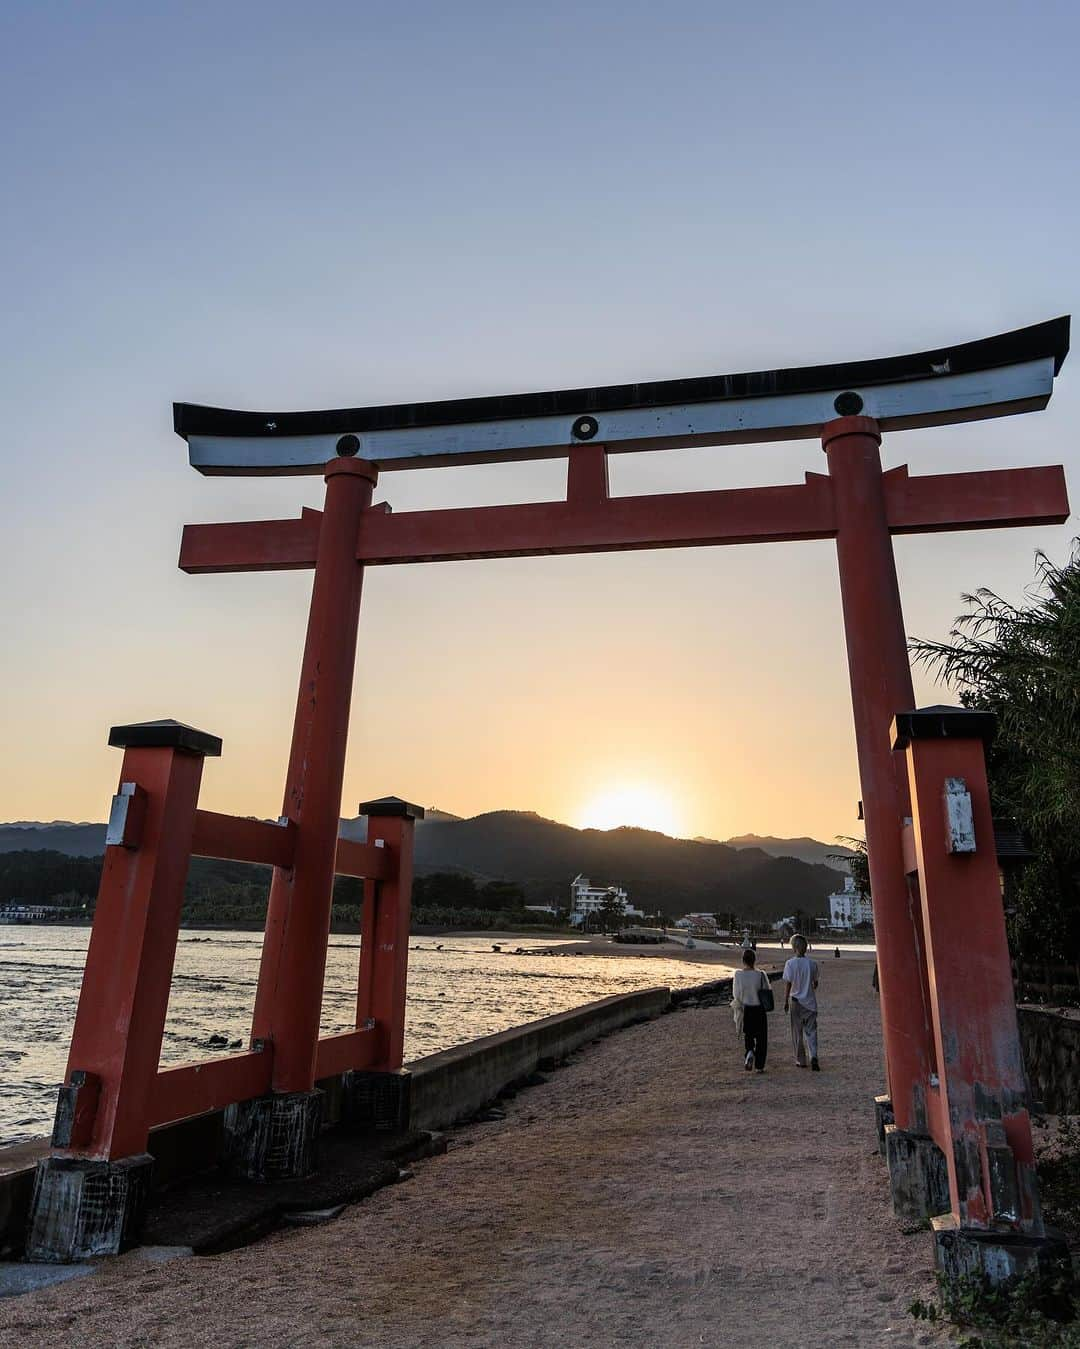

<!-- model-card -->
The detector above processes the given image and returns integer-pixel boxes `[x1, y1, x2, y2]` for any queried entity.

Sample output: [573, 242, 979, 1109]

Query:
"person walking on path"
[783, 933, 820, 1071]
[732, 947, 771, 1073]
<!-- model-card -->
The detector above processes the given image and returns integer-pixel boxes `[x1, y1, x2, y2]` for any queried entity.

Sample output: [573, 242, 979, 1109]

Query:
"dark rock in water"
[207, 1034, 228, 1047]
[228, 1039, 242, 1049]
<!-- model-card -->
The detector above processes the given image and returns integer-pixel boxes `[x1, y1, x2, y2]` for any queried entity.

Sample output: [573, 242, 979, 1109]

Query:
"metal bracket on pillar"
[51, 1070, 102, 1150]
[105, 783, 148, 850]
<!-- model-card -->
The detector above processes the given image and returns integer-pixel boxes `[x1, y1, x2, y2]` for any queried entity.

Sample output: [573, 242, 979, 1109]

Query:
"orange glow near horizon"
[577, 784, 686, 838]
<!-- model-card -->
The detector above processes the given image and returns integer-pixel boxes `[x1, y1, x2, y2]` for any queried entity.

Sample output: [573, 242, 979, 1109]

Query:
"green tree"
[477, 880, 526, 911]
[829, 836, 871, 906]
[911, 545, 1080, 963]
[597, 888, 626, 933]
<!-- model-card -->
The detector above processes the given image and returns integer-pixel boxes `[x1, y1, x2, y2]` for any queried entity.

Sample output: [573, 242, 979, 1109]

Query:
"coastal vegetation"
[0, 852, 566, 930]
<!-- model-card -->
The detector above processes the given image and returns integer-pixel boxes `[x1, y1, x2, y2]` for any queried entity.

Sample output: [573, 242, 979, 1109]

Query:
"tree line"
[0, 853, 562, 929]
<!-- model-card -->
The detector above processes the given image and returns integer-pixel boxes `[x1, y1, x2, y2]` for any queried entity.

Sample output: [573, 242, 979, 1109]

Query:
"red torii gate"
[28, 319, 1072, 1280]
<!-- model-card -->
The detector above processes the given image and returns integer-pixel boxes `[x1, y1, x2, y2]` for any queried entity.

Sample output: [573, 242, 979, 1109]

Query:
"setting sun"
[578, 784, 685, 838]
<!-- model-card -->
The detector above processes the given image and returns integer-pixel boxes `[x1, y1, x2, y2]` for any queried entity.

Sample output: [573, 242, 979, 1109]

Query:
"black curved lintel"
[173, 317, 1069, 441]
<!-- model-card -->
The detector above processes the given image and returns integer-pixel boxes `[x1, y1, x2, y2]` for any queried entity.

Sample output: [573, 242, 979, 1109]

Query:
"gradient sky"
[1, 1, 1078, 843]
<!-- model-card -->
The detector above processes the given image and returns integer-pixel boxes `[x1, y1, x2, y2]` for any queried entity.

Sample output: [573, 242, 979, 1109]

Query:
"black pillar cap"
[359, 795, 425, 821]
[890, 704, 997, 752]
[108, 719, 223, 757]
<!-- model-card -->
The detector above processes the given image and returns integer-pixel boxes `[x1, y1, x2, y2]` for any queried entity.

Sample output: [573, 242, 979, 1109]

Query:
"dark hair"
[742, 948, 757, 966]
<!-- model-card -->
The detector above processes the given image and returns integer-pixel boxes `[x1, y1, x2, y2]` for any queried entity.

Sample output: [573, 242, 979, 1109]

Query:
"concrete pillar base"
[932, 1214, 1071, 1286]
[874, 1093, 894, 1156]
[884, 1123, 950, 1220]
[25, 1153, 154, 1263]
[343, 1069, 412, 1133]
[221, 1090, 323, 1181]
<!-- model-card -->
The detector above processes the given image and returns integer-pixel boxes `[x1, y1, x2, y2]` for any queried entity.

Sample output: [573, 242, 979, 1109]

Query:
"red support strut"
[356, 798, 423, 1069]
[58, 721, 221, 1160]
[895, 709, 1041, 1233]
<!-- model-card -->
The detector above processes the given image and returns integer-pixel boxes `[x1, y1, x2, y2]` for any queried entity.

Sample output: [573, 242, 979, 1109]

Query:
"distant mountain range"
[1, 813, 848, 920]
[0, 822, 107, 857]
[723, 834, 855, 872]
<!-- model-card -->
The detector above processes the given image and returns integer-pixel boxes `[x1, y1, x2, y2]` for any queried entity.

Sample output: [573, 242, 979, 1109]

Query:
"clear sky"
[1, 1, 1077, 842]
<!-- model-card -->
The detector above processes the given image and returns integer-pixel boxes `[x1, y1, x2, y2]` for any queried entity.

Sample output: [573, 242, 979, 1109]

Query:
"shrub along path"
[0, 957, 944, 1347]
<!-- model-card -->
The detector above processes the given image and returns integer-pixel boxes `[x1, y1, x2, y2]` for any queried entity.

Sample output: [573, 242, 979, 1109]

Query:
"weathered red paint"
[902, 730, 1040, 1231]
[566, 442, 610, 506]
[251, 457, 378, 1094]
[152, 1048, 273, 1128]
[191, 808, 296, 868]
[334, 835, 394, 881]
[357, 815, 416, 1069]
[823, 417, 936, 1134]
[178, 463, 1067, 573]
[313, 1026, 380, 1079]
[62, 743, 205, 1160]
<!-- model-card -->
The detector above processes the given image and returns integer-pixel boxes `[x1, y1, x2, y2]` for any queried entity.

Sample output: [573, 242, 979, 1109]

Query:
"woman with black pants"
[732, 947, 770, 1072]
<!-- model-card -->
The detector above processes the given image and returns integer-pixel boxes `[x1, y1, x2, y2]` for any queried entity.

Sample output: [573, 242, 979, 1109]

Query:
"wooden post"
[357, 798, 423, 1069]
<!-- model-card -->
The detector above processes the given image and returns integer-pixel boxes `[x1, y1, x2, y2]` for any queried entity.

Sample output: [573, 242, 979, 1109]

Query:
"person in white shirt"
[783, 934, 820, 1071]
[732, 947, 771, 1073]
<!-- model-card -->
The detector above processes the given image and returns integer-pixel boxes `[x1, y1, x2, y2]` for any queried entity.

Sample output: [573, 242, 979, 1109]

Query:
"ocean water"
[0, 927, 727, 1145]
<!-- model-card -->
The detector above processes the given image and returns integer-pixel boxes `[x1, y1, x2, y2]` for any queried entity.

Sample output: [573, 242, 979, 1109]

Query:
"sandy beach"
[0, 953, 945, 1348]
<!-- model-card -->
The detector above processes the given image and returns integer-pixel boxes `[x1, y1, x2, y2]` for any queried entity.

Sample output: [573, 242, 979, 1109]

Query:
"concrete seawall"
[0, 984, 676, 1259]
[408, 987, 671, 1130]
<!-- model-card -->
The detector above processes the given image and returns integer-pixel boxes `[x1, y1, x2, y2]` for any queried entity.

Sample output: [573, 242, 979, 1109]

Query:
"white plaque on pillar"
[944, 777, 977, 853]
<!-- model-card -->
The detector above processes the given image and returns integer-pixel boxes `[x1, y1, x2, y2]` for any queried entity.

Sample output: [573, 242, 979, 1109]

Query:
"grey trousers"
[790, 998, 818, 1065]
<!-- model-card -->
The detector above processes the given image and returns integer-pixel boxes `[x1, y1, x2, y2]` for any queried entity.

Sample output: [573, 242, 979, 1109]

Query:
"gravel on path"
[0, 958, 945, 1347]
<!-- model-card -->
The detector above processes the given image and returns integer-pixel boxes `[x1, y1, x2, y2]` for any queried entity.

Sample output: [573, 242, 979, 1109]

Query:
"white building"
[829, 875, 873, 930]
[569, 875, 643, 927]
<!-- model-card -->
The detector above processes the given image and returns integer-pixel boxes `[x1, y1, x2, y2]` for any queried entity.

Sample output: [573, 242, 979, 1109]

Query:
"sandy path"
[0, 958, 943, 1348]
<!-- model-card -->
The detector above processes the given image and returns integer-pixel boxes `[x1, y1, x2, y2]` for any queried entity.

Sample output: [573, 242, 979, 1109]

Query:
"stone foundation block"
[221, 1090, 323, 1182]
[884, 1123, 950, 1220]
[874, 1093, 894, 1156]
[932, 1214, 1071, 1286]
[343, 1069, 412, 1133]
[25, 1153, 154, 1263]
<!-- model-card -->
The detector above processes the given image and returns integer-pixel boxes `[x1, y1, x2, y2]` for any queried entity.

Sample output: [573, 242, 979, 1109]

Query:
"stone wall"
[1018, 1005, 1080, 1114]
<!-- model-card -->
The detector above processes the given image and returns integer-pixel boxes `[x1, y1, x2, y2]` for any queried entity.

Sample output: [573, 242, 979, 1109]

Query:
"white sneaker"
[745, 1050, 755, 1069]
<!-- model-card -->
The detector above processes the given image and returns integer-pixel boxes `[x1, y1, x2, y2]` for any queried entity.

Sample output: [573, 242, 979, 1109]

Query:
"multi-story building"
[828, 875, 873, 930]
[569, 875, 643, 927]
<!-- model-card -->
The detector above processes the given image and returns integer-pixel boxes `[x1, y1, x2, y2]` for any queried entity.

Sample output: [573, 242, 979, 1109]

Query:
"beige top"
[732, 967, 769, 1007]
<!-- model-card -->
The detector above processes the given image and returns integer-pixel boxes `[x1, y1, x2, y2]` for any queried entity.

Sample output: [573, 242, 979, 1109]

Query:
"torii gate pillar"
[823, 417, 939, 1167]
